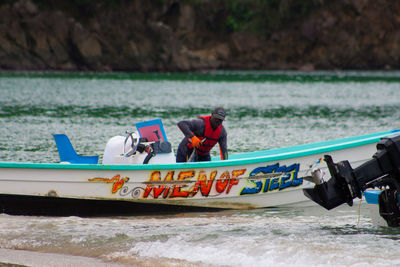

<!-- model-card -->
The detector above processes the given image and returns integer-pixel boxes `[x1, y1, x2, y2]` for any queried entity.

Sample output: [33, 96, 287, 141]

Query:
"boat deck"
[1, 129, 399, 170]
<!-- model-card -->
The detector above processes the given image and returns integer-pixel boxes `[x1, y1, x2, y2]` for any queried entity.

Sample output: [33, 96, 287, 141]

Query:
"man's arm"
[218, 127, 228, 160]
[177, 118, 204, 139]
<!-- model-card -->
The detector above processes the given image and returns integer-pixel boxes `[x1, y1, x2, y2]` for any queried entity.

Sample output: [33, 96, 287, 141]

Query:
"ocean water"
[1, 71, 400, 266]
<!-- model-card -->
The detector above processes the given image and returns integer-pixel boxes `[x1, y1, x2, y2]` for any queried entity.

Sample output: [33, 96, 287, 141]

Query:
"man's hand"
[190, 136, 201, 148]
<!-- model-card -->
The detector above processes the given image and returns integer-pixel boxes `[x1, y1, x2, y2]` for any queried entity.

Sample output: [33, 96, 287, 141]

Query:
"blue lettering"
[240, 179, 263, 195]
[262, 179, 270, 192]
[279, 173, 292, 190]
[269, 177, 280, 190]
[240, 163, 303, 195]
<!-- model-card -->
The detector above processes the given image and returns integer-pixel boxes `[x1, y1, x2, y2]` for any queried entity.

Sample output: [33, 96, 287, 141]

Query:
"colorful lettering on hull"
[88, 164, 301, 199]
[89, 175, 129, 193]
[143, 169, 246, 199]
[88, 169, 246, 199]
[240, 163, 302, 195]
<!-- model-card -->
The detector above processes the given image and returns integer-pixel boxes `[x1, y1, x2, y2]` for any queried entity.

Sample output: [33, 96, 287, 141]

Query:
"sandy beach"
[0, 249, 128, 267]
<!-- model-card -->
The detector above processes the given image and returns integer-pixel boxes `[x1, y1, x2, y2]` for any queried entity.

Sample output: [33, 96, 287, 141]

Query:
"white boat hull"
[0, 130, 399, 215]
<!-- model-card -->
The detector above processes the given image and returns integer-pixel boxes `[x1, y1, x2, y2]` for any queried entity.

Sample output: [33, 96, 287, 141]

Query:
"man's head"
[210, 107, 226, 129]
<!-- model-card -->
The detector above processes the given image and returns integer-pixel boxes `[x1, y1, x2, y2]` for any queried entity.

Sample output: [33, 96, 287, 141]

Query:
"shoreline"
[0, 248, 128, 267]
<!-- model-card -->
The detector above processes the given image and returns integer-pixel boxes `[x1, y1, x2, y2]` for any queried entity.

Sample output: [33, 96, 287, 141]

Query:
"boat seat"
[136, 118, 168, 142]
[53, 134, 99, 164]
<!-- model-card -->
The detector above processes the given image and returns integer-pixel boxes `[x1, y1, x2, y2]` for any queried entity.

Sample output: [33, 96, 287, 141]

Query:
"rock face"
[0, 0, 399, 71]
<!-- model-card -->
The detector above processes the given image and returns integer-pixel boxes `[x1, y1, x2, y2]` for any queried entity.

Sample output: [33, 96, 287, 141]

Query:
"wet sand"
[0, 249, 128, 267]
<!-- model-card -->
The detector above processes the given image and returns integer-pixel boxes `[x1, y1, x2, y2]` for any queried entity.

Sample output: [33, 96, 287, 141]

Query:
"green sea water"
[0, 71, 400, 266]
[1, 71, 399, 163]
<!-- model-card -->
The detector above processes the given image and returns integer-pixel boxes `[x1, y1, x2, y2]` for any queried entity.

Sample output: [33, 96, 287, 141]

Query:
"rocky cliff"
[1, 0, 399, 71]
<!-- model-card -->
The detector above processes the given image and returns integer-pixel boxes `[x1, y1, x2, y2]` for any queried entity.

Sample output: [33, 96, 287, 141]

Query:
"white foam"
[0, 207, 400, 267]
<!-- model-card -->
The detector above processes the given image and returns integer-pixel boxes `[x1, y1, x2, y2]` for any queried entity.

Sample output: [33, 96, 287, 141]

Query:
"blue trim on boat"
[364, 189, 400, 206]
[226, 129, 400, 160]
[364, 190, 380, 205]
[1, 129, 399, 170]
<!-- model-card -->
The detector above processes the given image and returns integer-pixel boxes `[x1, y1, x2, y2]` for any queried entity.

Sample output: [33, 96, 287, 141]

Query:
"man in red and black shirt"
[176, 107, 228, 162]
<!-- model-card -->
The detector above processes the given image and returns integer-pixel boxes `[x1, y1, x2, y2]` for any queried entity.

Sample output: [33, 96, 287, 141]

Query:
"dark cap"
[212, 107, 226, 120]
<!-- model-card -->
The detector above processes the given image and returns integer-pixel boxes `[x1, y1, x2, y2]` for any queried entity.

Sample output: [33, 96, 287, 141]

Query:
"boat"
[0, 118, 399, 216]
[364, 190, 389, 226]
[363, 188, 400, 227]
[303, 133, 400, 227]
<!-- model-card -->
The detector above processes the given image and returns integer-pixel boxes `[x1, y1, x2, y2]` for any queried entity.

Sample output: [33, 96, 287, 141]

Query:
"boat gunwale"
[1, 130, 399, 171]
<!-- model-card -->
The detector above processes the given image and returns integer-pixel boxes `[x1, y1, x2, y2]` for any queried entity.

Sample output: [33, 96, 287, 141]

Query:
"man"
[176, 107, 228, 162]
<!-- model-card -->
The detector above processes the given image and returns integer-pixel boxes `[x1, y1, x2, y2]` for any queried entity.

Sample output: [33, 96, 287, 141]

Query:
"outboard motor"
[303, 135, 400, 226]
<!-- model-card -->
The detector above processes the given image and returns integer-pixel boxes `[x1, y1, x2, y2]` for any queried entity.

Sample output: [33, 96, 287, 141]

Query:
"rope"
[356, 194, 363, 226]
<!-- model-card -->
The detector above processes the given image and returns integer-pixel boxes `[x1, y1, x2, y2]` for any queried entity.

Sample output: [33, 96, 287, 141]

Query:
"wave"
[1, 105, 399, 119]
[3, 70, 400, 82]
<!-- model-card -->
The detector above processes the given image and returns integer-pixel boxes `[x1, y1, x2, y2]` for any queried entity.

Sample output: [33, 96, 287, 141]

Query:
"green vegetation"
[223, 0, 324, 35]
[225, 0, 254, 32]
[179, 0, 325, 36]
[257, 0, 323, 34]
[1, 0, 324, 37]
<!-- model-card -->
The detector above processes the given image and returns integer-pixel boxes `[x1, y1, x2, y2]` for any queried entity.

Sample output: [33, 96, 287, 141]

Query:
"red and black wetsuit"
[176, 116, 228, 162]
